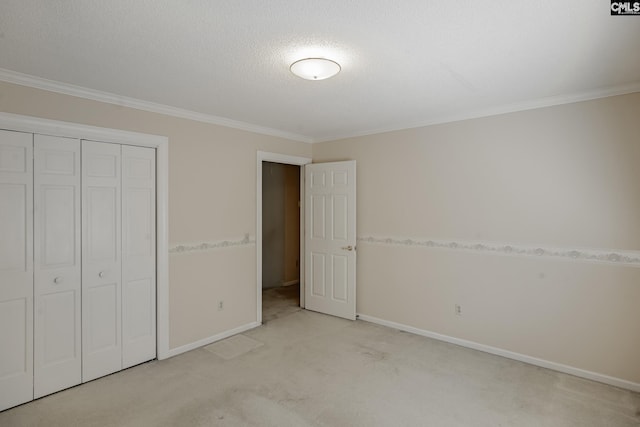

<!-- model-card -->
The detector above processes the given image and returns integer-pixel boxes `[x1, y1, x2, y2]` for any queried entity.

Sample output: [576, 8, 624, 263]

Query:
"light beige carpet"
[1, 308, 638, 426]
[262, 285, 301, 323]
[204, 334, 263, 360]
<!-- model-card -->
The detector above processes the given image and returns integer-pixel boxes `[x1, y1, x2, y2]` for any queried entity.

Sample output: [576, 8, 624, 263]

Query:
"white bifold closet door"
[82, 140, 123, 382]
[33, 135, 82, 398]
[0, 133, 156, 410]
[121, 145, 156, 369]
[81, 141, 156, 381]
[0, 130, 34, 411]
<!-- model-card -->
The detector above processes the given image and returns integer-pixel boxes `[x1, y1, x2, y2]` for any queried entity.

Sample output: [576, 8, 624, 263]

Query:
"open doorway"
[256, 152, 311, 324]
[262, 162, 301, 322]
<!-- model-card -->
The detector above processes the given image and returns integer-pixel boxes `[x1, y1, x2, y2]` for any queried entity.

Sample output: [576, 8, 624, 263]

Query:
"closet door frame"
[0, 112, 171, 360]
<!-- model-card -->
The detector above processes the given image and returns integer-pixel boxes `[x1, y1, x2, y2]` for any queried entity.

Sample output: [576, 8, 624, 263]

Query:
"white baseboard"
[357, 314, 640, 393]
[160, 321, 261, 359]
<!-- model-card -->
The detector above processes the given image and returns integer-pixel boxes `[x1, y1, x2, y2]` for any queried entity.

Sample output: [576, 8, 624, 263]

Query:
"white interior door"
[82, 140, 122, 382]
[122, 145, 156, 368]
[33, 135, 82, 398]
[0, 130, 34, 411]
[304, 161, 356, 320]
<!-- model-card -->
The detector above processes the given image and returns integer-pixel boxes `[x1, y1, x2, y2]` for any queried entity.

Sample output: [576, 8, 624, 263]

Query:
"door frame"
[256, 151, 311, 323]
[0, 112, 171, 360]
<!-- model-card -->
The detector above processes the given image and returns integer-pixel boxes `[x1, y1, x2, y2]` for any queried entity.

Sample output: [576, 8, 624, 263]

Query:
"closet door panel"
[122, 146, 156, 368]
[82, 140, 122, 382]
[0, 130, 33, 411]
[86, 187, 118, 259]
[0, 186, 27, 271]
[33, 135, 82, 398]
[86, 283, 118, 349]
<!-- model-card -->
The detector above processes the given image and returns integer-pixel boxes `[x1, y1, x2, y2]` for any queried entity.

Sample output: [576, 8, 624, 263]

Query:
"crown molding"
[312, 82, 640, 143]
[358, 236, 640, 267]
[3, 68, 638, 145]
[0, 68, 313, 144]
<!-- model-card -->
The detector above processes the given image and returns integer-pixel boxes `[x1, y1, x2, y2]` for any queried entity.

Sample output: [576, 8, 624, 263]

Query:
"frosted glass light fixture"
[290, 58, 341, 80]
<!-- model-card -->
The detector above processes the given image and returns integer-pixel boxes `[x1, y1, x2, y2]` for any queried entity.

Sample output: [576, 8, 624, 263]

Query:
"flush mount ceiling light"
[290, 58, 341, 81]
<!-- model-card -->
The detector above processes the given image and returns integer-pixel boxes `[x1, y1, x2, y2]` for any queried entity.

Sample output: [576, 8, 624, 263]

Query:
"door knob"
[98, 271, 106, 278]
[53, 276, 63, 284]
[341, 245, 353, 251]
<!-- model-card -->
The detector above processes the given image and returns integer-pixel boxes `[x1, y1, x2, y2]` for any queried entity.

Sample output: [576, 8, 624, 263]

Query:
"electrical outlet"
[455, 304, 462, 316]
[218, 301, 224, 311]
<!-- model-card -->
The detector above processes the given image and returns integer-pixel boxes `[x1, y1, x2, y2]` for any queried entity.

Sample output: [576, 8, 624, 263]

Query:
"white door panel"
[332, 254, 349, 301]
[122, 145, 156, 368]
[86, 187, 118, 260]
[305, 161, 356, 320]
[33, 135, 82, 398]
[0, 184, 28, 270]
[82, 140, 122, 382]
[0, 130, 33, 411]
[311, 252, 326, 297]
[86, 283, 119, 350]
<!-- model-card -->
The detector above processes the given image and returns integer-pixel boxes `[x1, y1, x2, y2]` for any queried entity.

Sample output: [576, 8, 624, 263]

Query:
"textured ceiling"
[1, 1, 639, 142]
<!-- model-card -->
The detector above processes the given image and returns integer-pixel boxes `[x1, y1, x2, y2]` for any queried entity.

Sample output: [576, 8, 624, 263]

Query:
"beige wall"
[3, 78, 639, 386]
[0, 81, 311, 349]
[312, 93, 640, 385]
